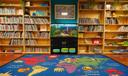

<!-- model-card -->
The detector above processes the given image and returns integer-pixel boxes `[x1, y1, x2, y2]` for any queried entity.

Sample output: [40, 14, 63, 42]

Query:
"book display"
[24, 0, 50, 53]
[78, 0, 104, 54]
[105, 0, 128, 53]
[0, 0, 23, 53]
[0, 0, 127, 54]
[0, 0, 50, 54]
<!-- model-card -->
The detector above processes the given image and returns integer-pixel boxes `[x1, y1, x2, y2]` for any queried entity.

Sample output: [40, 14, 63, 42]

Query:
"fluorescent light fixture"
[61, 12, 68, 16]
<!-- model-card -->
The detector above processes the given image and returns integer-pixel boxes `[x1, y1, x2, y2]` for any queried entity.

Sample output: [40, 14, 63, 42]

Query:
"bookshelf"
[0, 0, 23, 53]
[0, 0, 128, 54]
[78, 0, 128, 54]
[0, 0, 51, 54]
[104, 0, 128, 54]
[24, 0, 51, 54]
[78, 0, 105, 54]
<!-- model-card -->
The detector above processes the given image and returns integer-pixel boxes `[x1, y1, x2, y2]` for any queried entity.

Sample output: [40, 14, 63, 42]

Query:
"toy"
[69, 48, 76, 53]
[53, 49, 60, 53]
[61, 48, 68, 53]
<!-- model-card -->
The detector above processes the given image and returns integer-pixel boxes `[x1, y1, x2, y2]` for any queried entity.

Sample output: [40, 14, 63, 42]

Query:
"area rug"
[0, 54, 128, 76]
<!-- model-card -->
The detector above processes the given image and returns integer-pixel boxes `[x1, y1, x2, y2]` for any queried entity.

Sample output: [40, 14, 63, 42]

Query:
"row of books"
[79, 26, 103, 32]
[0, 32, 49, 38]
[25, 39, 37, 45]
[106, 4, 128, 10]
[0, 32, 22, 38]
[89, 46, 101, 53]
[25, 24, 38, 31]
[118, 26, 128, 31]
[24, 18, 49, 24]
[0, 25, 20, 31]
[106, 18, 118, 24]
[26, 48, 49, 52]
[39, 32, 49, 38]
[80, 3, 104, 9]
[0, 17, 22, 24]
[79, 18, 100, 24]
[24, 32, 49, 38]
[9, 39, 23, 45]
[0, 8, 16, 15]
[24, 32, 35, 38]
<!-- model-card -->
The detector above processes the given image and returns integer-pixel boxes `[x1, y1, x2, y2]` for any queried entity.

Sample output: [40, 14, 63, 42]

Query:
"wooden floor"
[0, 53, 23, 66]
[106, 54, 128, 66]
[0, 54, 128, 67]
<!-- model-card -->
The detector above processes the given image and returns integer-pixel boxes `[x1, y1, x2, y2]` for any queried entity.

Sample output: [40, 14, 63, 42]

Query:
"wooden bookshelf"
[0, 0, 51, 54]
[0, 0, 128, 54]
[78, 0, 104, 54]
[104, 0, 128, 53]
[78, 0, 128, 54]
[0, 0, 23, 53]
[24, 0, 51, 54]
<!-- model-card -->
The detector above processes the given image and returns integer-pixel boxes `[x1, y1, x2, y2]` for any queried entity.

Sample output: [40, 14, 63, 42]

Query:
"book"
[79, 18, 100, 24]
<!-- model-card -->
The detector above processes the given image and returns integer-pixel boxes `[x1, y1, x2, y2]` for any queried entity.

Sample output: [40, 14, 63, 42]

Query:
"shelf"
[78, 52, 95, 54]
[106, 16, 128, 18]
[79, 23, 104, 25]
[79, 0, 104, 3]
[24, 23, 50, 25]
[0, 15, 23, 16]
[105, 31, 128, 33]
[0, 45, 23, 47]
[24, 15, 50, 18]
[85, 31, 103, 33]
[106, 1, 128, 3]
[0, 52, 22, 54]
[0, 30, 23, 32]
[106, 9, 128, 12]
[25, 38, 50, 39]
[0, 23, 23, 25]
[25, 6, 49, 9]
[25, 0, 50, 2]
[0, 5, 21, 8]
[79, 9, 104, 12]
[105, 45, 128, 47]
[79, 37, 103, 39]
[105, 38, 128, 40]
[79, 44, 102, 46]
[25, 44, 50, 47]
[0, 38, 23, 39]
[23, 52, 50, 54]
[25, 30, 50, 32]
[105, 24, 128, 26]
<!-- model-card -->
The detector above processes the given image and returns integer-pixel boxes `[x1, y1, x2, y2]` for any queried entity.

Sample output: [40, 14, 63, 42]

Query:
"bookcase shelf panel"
[0, 0, 51, 54]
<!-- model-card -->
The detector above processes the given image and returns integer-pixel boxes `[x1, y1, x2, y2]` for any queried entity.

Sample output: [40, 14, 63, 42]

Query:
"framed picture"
[55, 5, 75, 19]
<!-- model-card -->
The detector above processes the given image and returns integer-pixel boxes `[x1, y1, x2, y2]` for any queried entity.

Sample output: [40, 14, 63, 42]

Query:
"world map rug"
[0, 54, 128, 76]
